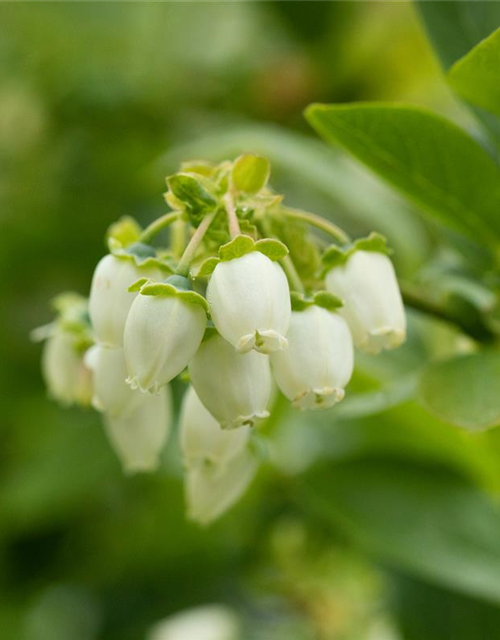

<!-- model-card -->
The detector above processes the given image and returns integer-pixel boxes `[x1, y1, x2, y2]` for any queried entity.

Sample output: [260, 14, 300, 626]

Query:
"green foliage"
[419, 352, 500, 431]
[306, 103, 500, 246]
[448, 28, 500, 117]
[302, 458, 500, 603]
[231, 154, 270, 194]
[166, 173, 218, 225]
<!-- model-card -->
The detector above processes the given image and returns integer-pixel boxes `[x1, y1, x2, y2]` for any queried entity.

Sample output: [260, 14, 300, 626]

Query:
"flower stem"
[279, 206, 350, 244]
[281, 255, 305, 294]
[224, 193, 241, 238]
[171, 218, 187, 259]
[139, 211, 183, 244]
[175, 211, 217, 277]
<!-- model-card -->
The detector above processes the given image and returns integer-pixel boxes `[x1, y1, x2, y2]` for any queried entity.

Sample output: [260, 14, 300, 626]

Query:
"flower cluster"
[35, 154, 406, 523]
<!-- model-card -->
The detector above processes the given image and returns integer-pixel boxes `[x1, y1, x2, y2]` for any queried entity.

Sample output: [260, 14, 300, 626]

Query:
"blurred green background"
[2, 2, 500, 639]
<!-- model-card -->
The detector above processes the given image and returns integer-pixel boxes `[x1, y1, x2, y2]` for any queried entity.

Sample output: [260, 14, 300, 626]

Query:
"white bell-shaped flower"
[325, 250, 406, 354]
[89, 252, 163, 348]
[271, 305, 353, 410]
[207, 251, 291, 354]
[42, 331, 93, 407]
[149, 605, 240, 640]
[104, 385, 172, 474]
[189, 332, 271, 429]
[124, 276, 208, 393]
[179, 386, 250, 469]
[185, 447, 258, 525]
[84, 345, 143, 418]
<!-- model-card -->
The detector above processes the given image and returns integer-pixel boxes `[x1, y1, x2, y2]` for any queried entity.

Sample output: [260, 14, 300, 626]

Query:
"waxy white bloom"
[189, 332, 271, 429]
[326, 250, 406, 354]
[124, 276, 207, 393]
[207, 251, 291, 354]
[104, 385, 172, 474]
[179, 386, 250, 469]
[185, 447, 258, 525]
[42, 331, 93, 407]
[271, 306, 354, 410]
[149, 605, 240, 640]
[89, 253, 163, 348]
[84, 345, 142, 418]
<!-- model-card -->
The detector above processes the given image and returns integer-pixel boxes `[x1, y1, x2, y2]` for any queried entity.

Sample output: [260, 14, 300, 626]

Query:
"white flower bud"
[84, 345, 143, 418]
[42, 331, 93, 407]
[104, 385, 172, 474]
[207, 251, 291, 354]
[185, 448, 258, 525]
[149, 606, 240, 640]
[271, 306, 354, 410]
[179, 386, 250, 469]
[189, 332, 271, 429]
[89, 253, 163, 348]
[325, 250, 406, 354]
[124, 277, 207, 393]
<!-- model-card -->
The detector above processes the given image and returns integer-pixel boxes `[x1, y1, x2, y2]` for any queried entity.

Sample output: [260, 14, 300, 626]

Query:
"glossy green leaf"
[231, 153, 270, 194]
[416, 0, 500, 69]
[166, 173, 218, 221]
[306, 103, 500, 245]
[449, 28, 500, 118]
[419, 352, 500, 431]
[302, 458, 500, 603]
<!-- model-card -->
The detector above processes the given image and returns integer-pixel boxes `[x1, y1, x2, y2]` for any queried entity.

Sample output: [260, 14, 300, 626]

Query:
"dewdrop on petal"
[207, 251, 291, 354]
[325, 249, 406, 354]
[89, 247, 164, 348]
[104, 385, 172, 474]
[124, 275, 208, 393]
[189, 332, 271, 429]
[84, 344, 143, 418]
[271, 305, 353, 410]
[179, 386, 250, 469]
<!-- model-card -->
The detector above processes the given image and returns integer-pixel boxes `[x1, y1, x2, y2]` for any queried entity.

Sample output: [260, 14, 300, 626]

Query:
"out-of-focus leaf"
[392, 573, 500, 640]
[418, 352, 500, 431]
[416, 0, 500, 69]
[448, 28, 500, 118]
[232, 154, 270, 194]
[302, 458, 500, 603]
[306, 103, 500, 246]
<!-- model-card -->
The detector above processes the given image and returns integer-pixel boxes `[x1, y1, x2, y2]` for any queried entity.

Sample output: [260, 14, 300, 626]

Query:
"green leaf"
[416, 1, 500, 70]
[306, 103, 500, 246]
[166, 173, 218, 222]
[418, 352, 500, 431]
[448, 28, 500, 118]
[231, 154, 270, 194]
[302, 458, 500, 603]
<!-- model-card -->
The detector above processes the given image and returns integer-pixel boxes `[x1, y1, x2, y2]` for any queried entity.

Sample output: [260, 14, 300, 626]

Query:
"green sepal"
[231, 154, 271, 194]
[291, 291, 343, 312]
[201, 321, 219, 343]
[321, 232, 391, 275]
[195, 234, 289, 278]
[106, 216, 142, 249]
[129, 275, 209, 312]
[109, 241, 173, 273]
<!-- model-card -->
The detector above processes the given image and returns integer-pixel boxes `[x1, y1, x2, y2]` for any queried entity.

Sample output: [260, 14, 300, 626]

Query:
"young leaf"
[167, 173, 218, 222]
[306, 103, 500, 246]
[231, 154, 270, 194]
[418, 352, 500, 431]
[448, 28, 500, 118]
